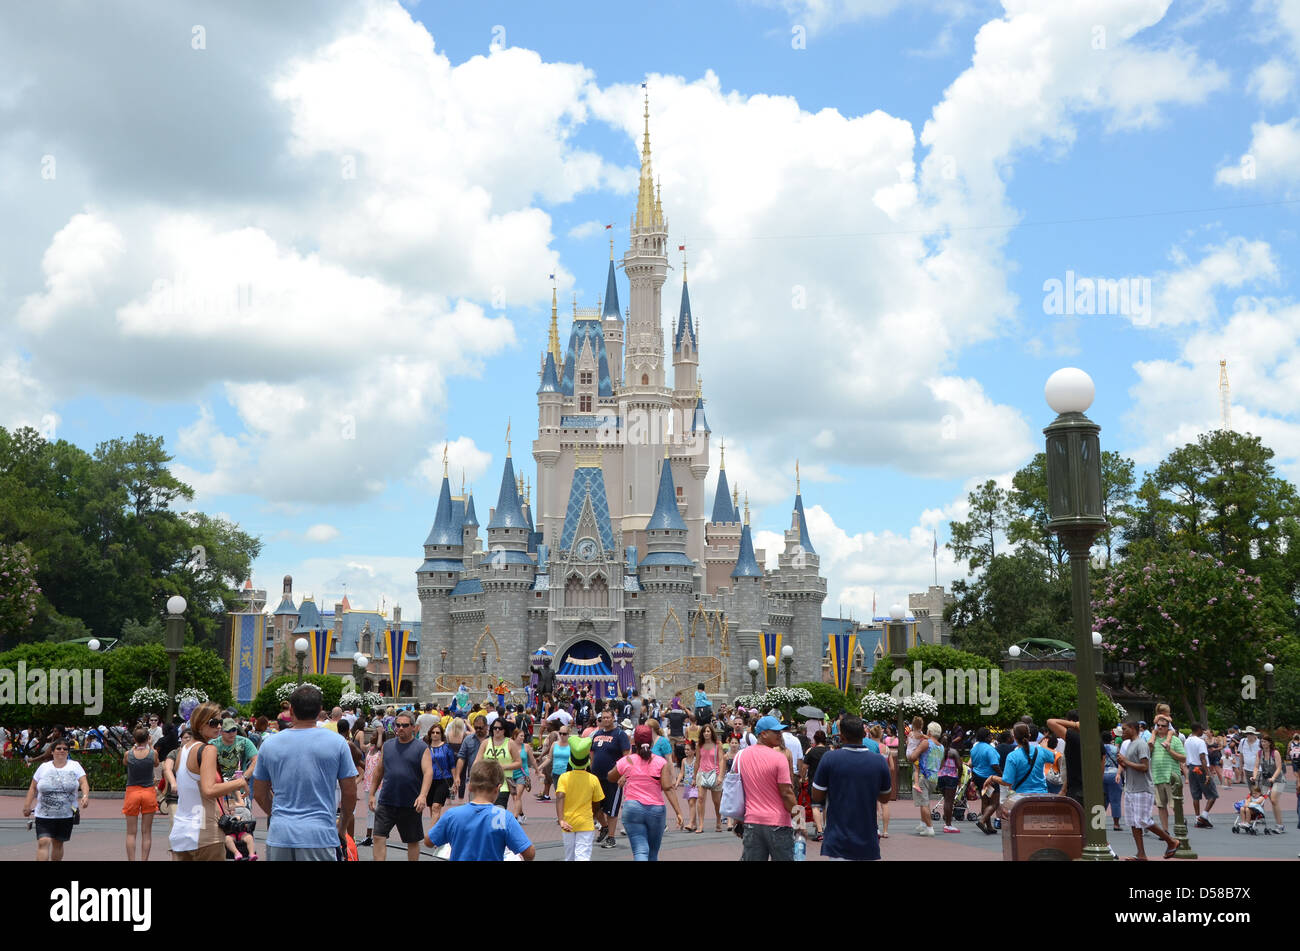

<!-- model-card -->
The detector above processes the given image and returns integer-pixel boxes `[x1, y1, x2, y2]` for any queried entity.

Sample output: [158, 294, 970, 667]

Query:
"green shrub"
[867, 643, 1003, 728]
[251, 674, 345, 719]
[1000, 669, 1120, 735]
[0, 750, 127, 790]
[792, 682, 856, 719]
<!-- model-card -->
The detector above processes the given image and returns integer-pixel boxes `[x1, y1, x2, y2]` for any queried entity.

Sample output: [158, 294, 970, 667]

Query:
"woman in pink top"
[694, 723, 724, 832]
[610, 725, 683, 861]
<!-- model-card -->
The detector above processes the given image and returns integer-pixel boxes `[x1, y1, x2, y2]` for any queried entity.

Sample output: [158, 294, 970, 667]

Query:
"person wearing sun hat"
[555, 735, 605, 861]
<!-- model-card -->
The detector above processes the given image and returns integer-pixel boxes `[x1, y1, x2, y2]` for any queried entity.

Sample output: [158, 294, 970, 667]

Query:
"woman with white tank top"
[170, 702, 247, 861]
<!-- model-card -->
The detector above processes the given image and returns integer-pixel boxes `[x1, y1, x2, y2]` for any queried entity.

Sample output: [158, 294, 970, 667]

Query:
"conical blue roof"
[793, 493, 816, 554]
[692, 395, 710, 432]
[560, 320, 613, 397]
[273, 594, 298, 616]
[424, 475, 461, 546]
[647, 459, 687, 531]
[487, 455, 527, 530]
[537, 350, 559, 393]
[292, 598, 324, 632]
[463, 491, 478, 527]
[602, 258, 621, 320]
[560, 464, 617, 552]
[711, 467, 735, 524]
[675, 276, 696, 351]
[731, 524, 762, 578]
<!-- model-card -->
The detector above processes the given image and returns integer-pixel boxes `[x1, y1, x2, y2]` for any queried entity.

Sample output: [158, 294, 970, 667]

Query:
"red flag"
[605, 223, 612, 230]
[678, 245, 685, 250]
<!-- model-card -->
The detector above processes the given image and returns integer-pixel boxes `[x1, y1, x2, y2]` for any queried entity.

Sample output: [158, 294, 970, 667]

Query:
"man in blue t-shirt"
[426, 760, 534, 861]
[811, 717, 893, 860]
[253, 685, 358, 861]
[588, 708, 631, 850]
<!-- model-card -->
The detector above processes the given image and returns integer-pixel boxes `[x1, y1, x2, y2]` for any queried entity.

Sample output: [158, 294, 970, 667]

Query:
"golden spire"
[719, 436, 725, 471]
[732, 485, 739, 510]
[743, 492, 750, 526]
[525, 477, 531, 507]
[796, 459, 801, 494]
[682, 244, 687, 282]
[506, 418, 511, 457]
[517, 474, 524, 498]
[548, 281, 561, 368]
[610, 235, 615, 261]
[442, 442, 448, 478]
[635, 86, 659, 231]
[461, 468, 466, 497]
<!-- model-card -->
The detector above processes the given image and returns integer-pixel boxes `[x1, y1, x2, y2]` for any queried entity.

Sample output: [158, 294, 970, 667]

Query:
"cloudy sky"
[3, 0, 1299, 623]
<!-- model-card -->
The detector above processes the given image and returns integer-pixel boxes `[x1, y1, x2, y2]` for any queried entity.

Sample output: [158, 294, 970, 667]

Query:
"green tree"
[1000, 669, 1122, 735]
[793, 681, 857, 719]
[1094, 549, 1283, 726]
[947, 480, 1011, 574]
[100, 644, 233, 719]
[252, 674, 345, 719]
[867, 643, 1005, 727]
[0, 542, 41, 646]
[946, 550, 1070, 662]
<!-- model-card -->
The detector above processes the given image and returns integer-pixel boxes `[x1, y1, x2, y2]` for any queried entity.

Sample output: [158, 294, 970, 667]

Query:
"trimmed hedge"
[0, 750, 129, 790]
[250, 674, 345, 719]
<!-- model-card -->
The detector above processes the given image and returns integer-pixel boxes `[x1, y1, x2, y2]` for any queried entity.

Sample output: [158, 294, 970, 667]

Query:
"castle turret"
[602, 240, 624, 387]
[705, 442, 741, 594]
[774, 462, 827, 692]
[672, 252, 698, 398]
[639, 450, 695, 672]
[481, 443, 536, 681]
[270, 574, 300, 674]
[417, 450, 464, 698]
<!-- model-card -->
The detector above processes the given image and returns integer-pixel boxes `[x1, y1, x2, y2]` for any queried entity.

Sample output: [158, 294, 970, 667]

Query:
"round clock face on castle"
[576, 538, 598, 561]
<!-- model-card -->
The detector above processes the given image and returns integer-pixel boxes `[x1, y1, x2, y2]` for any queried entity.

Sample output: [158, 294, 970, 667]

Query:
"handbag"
[719, 749, 747, 819]
[699, 769, 718, 790]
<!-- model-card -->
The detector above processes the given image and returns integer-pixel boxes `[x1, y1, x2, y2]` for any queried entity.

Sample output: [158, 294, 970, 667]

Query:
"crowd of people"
[5, 686, 1299, 862]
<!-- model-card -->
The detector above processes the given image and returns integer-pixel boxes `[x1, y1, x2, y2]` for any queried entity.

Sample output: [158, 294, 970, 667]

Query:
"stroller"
[931, 763, 973, 823]
[1231, 794, 1271, 835]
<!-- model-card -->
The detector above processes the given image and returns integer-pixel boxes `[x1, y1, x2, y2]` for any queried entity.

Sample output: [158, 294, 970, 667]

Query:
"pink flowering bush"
[0, 543, 41, 642]
[1093, 550, 1282, 725]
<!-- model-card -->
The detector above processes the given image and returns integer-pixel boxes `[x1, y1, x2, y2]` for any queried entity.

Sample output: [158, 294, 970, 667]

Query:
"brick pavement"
[1, 779, 1294, 861]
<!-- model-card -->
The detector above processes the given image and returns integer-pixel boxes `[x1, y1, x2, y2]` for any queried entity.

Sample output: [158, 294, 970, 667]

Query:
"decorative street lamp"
[352, 652, 369, 692]
[440, 647, 448, 673]
[1092, 631, 1104, 682]
[765, 654, 777, 690]
[88, 638, 101, 652]
[781, 644, 795, 688]
[294, 636, 309, 686]
[887, 603, 912, 801]
[748, 658, 760, 694]
[164, 596, 187, 723]
[480, 650, 488, 673]
[1042, 367, 1111, 862]
[1007, 643, 1021, 671]
[1265, 663, 1275, 732]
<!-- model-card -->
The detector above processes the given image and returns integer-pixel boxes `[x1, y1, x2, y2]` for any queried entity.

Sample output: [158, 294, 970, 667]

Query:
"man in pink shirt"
[736, 715, 797, 861]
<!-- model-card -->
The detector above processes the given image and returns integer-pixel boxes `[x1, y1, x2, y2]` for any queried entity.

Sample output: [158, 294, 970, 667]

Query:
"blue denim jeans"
[621, 800, 666, 861]
[1103, 770, 1123, 820]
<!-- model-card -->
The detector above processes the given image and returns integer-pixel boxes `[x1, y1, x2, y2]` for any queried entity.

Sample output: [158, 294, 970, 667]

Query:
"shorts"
[33, 817, 75, 842]
[123, 785, 158, 816]
[1124, 791, 1155, 829]
[600, 780, 622, 817]
[265, 846, 338, 861]
[172, 842, 225, 861]
[494, 790, 511, 809]
[913, 776, 935, 807]
[936, 776, 959, 791]
[373, 803, 425, 843]
[1188, 769, 1217, 801]
[426, 778, 452, 807]
[683, 785, 698, 800]
[1153, 782, 1177, 809]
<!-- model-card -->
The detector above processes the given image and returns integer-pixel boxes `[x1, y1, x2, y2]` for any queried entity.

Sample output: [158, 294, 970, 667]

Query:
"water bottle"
[793, 827, 807, 861]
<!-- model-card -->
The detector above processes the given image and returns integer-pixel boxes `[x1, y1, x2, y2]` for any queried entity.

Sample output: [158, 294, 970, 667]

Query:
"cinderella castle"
[412, 95, 826, 702]
[242, 96, 847, 705]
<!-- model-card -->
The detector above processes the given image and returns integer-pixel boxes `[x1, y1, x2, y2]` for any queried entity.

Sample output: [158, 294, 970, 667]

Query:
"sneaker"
[596, 827, 608, 843]
[600, 836, 617, 849]
[537, 795, 552, 802]
[1195, 817, 1211, 829]
[914, 822, 928, 834]
[942, 825, 960, 834]
[919, 826, 936, 837]
[518, 815, 527, 824]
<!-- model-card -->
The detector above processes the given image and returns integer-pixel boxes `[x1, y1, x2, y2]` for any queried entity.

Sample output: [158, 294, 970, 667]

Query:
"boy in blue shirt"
[426, 760, 535, 861]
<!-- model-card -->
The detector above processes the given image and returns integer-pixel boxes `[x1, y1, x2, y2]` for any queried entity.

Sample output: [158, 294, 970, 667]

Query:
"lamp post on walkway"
[781, 644, 794, 687]
[887, 604, 912, 801]
[164, 596, 187, 723]
[1042, 368, 1112, 862]
[748, 659, 759, 694]
[294, 637, 309, 686]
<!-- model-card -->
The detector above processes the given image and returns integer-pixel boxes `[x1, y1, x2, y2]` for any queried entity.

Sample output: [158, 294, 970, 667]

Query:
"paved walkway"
[2, 777, 1294, 861]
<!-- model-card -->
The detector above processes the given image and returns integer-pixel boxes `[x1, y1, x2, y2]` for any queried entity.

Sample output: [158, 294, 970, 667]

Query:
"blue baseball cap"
[754, 715, 786, 734]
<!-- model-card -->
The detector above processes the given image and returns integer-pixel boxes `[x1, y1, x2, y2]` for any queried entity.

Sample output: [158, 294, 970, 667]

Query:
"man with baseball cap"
[211, 718, 258, 781]
[735, 715, 798, 861]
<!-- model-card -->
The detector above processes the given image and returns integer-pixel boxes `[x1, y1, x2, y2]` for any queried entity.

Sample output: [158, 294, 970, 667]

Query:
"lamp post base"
[1079, 843, 1116, 862]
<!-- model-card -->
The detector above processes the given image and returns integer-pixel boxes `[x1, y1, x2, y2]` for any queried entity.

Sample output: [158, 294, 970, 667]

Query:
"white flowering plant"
[860, 691, 899, 720]
[129, 687, 170, 712]
[275, 682, 321, 703]
[898, 691, 940, 720]
[175, 687, 208, 705]
[1113, 702, 1127, 722]
[341, 691, 384, 711]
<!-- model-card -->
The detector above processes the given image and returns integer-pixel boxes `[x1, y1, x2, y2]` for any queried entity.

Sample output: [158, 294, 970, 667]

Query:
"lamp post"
[164, 596, 187, 723]
[294, 636, 309, 686]
[748, 658, 760, 694]
[781, 644, 794, 688]
[440, 647, 448, 673]
[1042, 367, 1111, 862]
[1007, 643, 1021, 671]
[1092, 631, 1105, 682]
[1265, 663, 1275, 733]
[352, 652, 369, 693]
[887, 603, 913, 801]
[765, 654, 777, 691]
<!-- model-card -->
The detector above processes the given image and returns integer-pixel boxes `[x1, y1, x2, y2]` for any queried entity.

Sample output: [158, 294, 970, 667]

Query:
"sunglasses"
[207, 718, 222, 728]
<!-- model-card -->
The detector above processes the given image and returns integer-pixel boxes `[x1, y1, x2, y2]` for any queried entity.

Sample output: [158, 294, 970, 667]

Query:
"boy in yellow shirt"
[555, 736, 605, 861]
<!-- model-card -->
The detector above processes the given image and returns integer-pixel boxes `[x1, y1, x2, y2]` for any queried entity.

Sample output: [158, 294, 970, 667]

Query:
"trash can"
[1002, 795, 1084, 861]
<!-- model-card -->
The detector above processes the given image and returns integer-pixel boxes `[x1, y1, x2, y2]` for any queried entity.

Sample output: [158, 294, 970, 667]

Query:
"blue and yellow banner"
[828, 631, 857, 694]
[762, 631, 782, 688]
[229, 613, 266, 704]
[307, 628, 334, 677]
[385, 626, 410, 695]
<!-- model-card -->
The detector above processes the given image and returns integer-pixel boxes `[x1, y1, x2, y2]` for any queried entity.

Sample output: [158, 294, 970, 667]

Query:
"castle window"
[641, 374, 649, 385]
[676, 486, 683, 498]
[580, 370, 593, 386]
[579, 395, 592, 413]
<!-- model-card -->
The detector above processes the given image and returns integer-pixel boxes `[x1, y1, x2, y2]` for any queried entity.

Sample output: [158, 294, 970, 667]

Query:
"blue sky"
[4, 0, 1300, 624]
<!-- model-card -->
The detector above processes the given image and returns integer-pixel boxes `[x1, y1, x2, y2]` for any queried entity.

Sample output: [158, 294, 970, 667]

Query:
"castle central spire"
[634, 88, 663, 232]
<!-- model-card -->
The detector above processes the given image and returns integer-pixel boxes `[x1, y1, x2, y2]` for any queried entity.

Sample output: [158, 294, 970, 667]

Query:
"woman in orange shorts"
[122, 726, 159, 860]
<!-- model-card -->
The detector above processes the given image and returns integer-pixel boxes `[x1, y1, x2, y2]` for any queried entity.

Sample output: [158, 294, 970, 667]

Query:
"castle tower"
[727, 497, 768, 690]
[619, 90, 673, 549]
[704, 442, 741, 594]
[551, 450, 623, 657]
[672, 251, 698, 399]
[638, 449, 696, 673]
[481, 443, 536, 684]
[416, 450, 464, 698]
[270, 575, 299, 675]
[774, 463, 827, 689]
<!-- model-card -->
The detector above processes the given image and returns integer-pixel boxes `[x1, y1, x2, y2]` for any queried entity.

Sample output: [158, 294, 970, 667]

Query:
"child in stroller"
[1232, 785, 1271, 835]
[220, 786, 259, 859]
